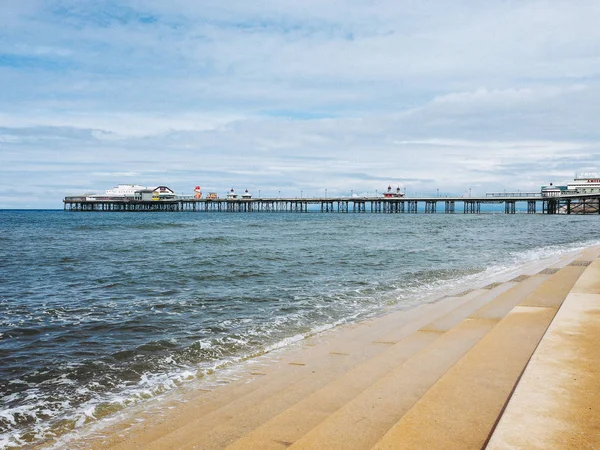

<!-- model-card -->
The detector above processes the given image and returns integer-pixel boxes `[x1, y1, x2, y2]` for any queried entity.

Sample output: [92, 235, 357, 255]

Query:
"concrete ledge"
[486, 259, 600, 449]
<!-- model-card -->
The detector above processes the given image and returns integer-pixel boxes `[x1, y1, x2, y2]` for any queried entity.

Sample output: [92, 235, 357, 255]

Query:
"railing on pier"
[486, 193, 541, 198]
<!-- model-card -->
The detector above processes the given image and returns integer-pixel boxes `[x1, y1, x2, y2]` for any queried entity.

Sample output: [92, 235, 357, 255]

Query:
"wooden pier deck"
[63, 194, 600, 214]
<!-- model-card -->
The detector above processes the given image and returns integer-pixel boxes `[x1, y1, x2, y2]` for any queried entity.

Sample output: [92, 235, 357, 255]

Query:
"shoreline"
[40, 243, 600, 450]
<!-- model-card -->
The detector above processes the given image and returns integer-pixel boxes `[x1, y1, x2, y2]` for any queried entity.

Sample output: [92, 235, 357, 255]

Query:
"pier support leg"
[504, 201, 516, 214]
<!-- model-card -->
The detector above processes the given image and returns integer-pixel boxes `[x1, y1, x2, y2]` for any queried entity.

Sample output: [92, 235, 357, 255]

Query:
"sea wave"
[2, 212, 599, 449]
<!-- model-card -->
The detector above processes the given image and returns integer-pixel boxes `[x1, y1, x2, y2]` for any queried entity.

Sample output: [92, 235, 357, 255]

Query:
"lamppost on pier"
[325, 189, 327, 198]
[301, 190, 303, 199]
[351, 189, 353, 198]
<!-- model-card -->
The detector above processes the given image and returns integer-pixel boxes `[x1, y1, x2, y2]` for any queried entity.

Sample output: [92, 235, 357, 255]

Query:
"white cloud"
[1, 1, 600, 207]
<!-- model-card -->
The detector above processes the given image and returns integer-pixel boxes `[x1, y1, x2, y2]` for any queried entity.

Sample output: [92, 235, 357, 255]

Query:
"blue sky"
[1, 0, 600, 208]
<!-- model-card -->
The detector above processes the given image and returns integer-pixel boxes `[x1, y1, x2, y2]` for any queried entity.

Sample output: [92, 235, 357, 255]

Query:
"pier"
[63, 193, 600, 214]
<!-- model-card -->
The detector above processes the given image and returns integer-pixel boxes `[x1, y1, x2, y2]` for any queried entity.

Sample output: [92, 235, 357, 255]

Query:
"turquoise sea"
[1, 210, 599, 448]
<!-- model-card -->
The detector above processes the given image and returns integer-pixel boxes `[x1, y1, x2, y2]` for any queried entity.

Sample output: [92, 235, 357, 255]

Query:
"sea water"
[1, 210, 599, 448]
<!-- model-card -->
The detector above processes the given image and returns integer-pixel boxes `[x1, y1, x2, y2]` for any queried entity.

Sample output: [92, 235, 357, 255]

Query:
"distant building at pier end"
[541, 172, 600, 197]
[567, 172, 600, 194]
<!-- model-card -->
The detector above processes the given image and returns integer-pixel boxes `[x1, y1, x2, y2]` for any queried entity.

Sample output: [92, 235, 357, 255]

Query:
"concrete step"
[289, 266, 577, 450]
[486, 258, 600, 450]
[224, 330, 440, 450]
[520, 263, 588, 308]
[159, 294, 507, 449]
[421, 279, 523, 332]
[220, 286, 523, 449]
[579, 246, 600, 262]
[140, 287, 520, 449]
[210, 276, 547, 448]
[121, 292, 491, 449]
[101, 293, 463, 448]
[372, 306, 556, 450]
[288, 318, 498, 450]
[372, 263, 586, 449]
[220, 275, 552, 449]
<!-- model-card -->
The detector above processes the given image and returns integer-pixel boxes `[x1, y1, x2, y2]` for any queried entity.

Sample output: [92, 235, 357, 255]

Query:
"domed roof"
[542, 183, 559, 191]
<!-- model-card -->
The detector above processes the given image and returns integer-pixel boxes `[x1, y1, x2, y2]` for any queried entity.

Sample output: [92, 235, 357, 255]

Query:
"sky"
[1, 0, 600, 208]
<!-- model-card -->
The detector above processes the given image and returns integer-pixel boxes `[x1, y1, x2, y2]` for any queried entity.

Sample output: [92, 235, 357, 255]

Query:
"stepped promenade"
[56, 245, 600, 449]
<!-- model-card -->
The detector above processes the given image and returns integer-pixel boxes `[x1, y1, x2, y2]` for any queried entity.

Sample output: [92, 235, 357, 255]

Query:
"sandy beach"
[46, 245, 600, 450]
